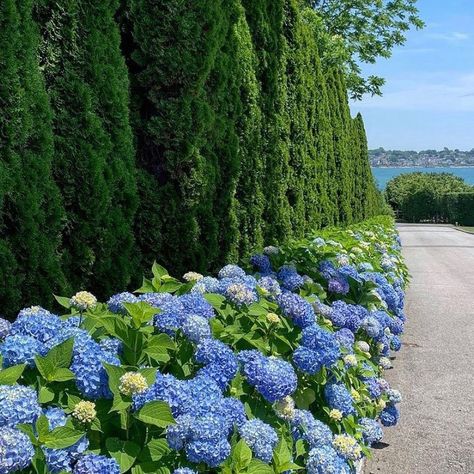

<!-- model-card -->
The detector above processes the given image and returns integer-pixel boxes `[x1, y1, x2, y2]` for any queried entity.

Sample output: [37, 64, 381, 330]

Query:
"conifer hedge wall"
[0, 0, 384, 315]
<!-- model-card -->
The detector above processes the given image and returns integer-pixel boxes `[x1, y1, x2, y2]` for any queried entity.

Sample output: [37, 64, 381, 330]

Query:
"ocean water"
[371, 167, 474, 189]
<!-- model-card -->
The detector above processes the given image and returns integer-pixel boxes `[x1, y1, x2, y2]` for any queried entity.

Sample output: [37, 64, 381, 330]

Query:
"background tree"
[0, 0, 65, 316]
[310, 0, 424, 99]
[36, 0, 138, 297]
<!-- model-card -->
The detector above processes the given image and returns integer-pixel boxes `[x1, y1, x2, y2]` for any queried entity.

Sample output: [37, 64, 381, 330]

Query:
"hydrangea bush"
[0, 216, 408, 473]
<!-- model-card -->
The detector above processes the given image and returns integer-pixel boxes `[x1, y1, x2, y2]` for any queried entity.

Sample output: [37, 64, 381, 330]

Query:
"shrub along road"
[366, 224, 474, 474]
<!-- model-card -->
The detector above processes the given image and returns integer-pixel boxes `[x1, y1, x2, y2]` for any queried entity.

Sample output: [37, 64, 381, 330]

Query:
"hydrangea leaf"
[106, 438, 140, 473]
[0, 363, 26, 385]
[135, 401, 175, 428]
[232, 439, 253, 471]
[42, 426, 85, 449]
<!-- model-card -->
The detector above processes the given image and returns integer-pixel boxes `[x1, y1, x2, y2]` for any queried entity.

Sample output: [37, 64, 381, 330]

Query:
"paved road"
[366, 224, 474, 474]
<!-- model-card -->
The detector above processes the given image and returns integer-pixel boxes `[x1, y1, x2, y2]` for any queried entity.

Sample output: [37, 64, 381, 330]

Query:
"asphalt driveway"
[365, 224, 474, 474]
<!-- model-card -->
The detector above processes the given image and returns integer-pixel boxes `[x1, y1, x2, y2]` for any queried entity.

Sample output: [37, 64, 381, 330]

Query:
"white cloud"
[352, 72, 474, 112]
[427, 31, 470, 41]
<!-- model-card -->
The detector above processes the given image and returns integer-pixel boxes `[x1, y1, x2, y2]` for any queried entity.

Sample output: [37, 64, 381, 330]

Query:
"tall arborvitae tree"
[354, 113, 381, 218]
[325, 68, 354, 225]
[126, 0, 225, 275]
[36, 0, 137, 296]
[0, 0, 65, 316]
[284, 1, 336, 235]
[207, 0, 265, 265]
[78, 0, 138, 293]
[241, 0, 292, 245]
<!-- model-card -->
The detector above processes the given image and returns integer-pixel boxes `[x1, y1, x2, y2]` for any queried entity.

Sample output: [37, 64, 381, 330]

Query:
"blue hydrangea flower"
[293, 325, 340, 374]
[238, 351, 297, 402]
[257, 276, 281, 297]
[291, 410, 333, 448]
[73, 454, 120, 474]
[319, 261, 337, 280]
[361, 316, 383, 339]
[379, 405, 400, 427]
[277, 266, 305, 291]
[0, 427, 35, 474]
[179, 293, 215, 319]
[10, 311, 62, 345]
[182, 315, 211, 343]
[191, 277, 221, 294]
[334, 329, 355, 351]
[185, 438, 231, 468]
[386, 389, 402, 404]
[70, 336, 120, 399]
[329, 301, 366, 332]
[363, 377, 383, 399]
[0, 334, 46, 367]
[195, 339, 238, 389]
[99, 337, 123, 356]
[239, 419, 278, 463]
[0, 384, 41, 427]
[138, 292, 176, 308]
[277, 292, 315, 328]
[44, 437, 89, 473]
[173, 469, 197, 474]
[43, 407, 67, 430]
[359, 418, 383, 445]
[390, 336, 402, 351]
[328, 277, 350, 295]
[218, 264, 246, 280]
[107, 292, 138, 314]
[0, 318, 11, 340]
[250, 254, 272, 275]
[153, 299, 186, 335]
[225, 283, 258, 307]
[306, 445, 351, 474]
[324, 383, 355, 416]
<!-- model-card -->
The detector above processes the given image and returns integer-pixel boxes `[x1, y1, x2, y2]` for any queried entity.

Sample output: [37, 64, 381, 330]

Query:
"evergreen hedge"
[0, 0, 384, 315]
[442, 193, 474, 226]
[0, 0, 65, 315]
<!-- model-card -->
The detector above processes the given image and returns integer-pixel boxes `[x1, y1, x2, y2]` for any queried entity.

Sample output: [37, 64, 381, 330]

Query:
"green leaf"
[135, 401, 175, 428]
[38, 386, 55, 404]
[42, 426, 85, 449]
[106, 438, 140, 473]
[294, 388, 316, 410]
[124, 302, 157, 328]
[159, 278, 182, 293]
[103, 363, 128, 395]
[152, 262, 168, 278]
[36, 415, 50, 440]
[139, 438, 171, 462]
[232, 439, 252, 471]
[273, 438, 291, 472]
[204, 293, 226, 309]
[0, 364, 26, 385]
[54, 295, 71, 309]
[50, 368, 75, 382]
[135, 277, 155, 294]
[247, 459, 275, 474]
[35, 338, 74, 382]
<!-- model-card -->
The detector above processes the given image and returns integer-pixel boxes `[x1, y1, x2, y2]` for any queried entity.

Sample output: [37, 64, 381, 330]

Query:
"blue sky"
[350, 0, 474, 151]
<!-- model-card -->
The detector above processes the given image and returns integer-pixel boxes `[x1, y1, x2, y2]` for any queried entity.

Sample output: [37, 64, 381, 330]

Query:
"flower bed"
[0, 216, 408, 474]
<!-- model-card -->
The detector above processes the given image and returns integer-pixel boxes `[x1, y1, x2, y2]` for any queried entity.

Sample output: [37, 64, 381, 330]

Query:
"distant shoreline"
[371, 166, 474, 169]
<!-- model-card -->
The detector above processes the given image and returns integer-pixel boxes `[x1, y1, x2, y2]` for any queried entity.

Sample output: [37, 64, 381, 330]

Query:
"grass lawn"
[459, 226, 474, 234]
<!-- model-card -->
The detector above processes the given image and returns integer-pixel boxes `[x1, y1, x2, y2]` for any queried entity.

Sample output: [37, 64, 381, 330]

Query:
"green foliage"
[1, 216, 405, 473]
[1, 0, 386, 315]
[386, 172, 473, 222]
[36, 0, 138, 299]
[442, 192, 474, 226]
[0, 0, 65, 316]
[310, 0, 424, 99]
